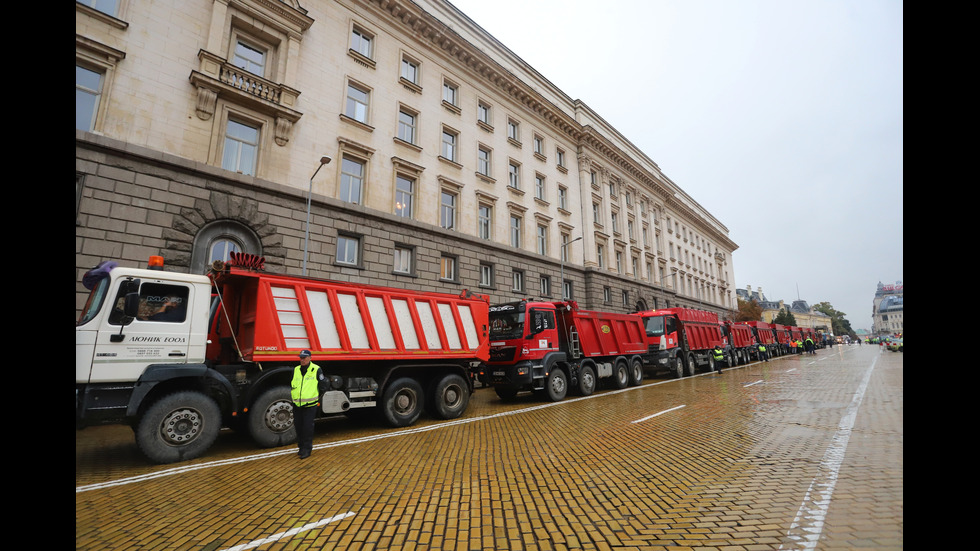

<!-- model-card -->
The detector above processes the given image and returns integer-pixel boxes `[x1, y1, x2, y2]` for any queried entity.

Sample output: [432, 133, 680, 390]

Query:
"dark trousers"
[293, 404, 317, 456]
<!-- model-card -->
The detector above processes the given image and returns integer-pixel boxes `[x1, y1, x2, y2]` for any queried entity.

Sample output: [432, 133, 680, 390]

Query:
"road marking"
[743, 380, 765, 387]
[631, 404, 686, 424]
[219, 511, 356, 551]
[779, 354, 878, 550]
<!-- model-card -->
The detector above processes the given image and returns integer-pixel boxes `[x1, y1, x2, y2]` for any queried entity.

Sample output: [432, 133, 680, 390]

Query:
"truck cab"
[486, 301, 565, 398]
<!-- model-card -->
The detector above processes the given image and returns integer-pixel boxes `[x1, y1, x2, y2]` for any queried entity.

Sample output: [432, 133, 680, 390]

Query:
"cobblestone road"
[76, 344, 902, 550]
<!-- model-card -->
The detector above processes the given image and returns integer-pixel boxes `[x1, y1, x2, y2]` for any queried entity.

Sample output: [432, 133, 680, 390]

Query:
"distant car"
[886, 338, 903, 352]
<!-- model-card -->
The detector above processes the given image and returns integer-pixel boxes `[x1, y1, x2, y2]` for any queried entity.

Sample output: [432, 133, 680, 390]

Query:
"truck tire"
[135, 391, 221, 464]
[628, 358, 643, 386]
[544, 369, 568, 402]
[612, 360, 629, 389]
[381, 377, 424, 427]
[430, 373, 470, 420]
[673, 356, 685, 379]
[248, 386, 297, 448]
[577, 365, 596, 396]
[686, 353, 698, 376]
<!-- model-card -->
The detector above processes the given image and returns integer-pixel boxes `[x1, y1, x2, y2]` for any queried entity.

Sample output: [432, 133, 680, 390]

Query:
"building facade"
[76, 0, 738, 317]
[872, 281, 903, 336]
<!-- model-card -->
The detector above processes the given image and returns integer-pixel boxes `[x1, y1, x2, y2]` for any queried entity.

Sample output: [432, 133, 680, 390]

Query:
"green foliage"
[813, 301, 855, 337]
[773, 309, 796, 326]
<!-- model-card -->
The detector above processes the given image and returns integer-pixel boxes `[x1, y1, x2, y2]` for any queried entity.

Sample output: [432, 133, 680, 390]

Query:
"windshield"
[489, 310, 524, 340]
[643, 315, 665, 337]
[77, 277, 111, 326]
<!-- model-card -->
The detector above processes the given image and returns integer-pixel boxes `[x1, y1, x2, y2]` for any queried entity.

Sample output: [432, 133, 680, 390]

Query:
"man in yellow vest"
[292, 350, 327, 459]
[712, 345, 725, 374]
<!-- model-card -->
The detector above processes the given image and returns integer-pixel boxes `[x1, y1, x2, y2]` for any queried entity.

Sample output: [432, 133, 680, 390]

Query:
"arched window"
[191, 221, 261, 273]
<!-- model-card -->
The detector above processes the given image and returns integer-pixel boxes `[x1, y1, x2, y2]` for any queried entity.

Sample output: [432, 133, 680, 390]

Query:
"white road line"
[219, 511, 356, 551]
[779, 354, 878, 550]
[743, 380, 765, 387]
[631, 404, 686, 424]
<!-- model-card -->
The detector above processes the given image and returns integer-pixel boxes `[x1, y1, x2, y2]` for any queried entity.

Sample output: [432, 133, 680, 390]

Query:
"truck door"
[526, 308, 558, 355]
[89, 280, 197, 384]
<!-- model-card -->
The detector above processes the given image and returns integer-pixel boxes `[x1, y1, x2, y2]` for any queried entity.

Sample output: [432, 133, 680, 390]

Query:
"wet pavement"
[76, 344, 902, 550]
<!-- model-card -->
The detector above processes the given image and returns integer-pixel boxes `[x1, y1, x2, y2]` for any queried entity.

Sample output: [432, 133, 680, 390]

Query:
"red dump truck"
[721, 321, 755, 365]
[740, 321, 780, 359]
[771, 323, 792, 355]
[636, 307, 725, 378]
[485, 300, 647, 401]
[76, 253, 490, 463]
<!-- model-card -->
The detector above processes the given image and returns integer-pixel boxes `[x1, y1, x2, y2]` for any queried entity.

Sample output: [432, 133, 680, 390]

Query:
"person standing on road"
[291, 349, 327, 459]
[712, 345, 725, 374]
[805, 336, 815, 355]
[757, 342, 769, 362]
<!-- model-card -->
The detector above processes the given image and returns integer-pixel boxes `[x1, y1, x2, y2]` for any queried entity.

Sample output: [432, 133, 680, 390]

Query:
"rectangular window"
[393, 246, 413, 274]
[507, 119, 520, 142]
[535, 174, 546, 201]
[345, 83, 370, 123]
[232, 40, 266, 77]
[540, 276, 551, 297]
[397, 108, 417, 144]
[563, 280, 573, 300]
[537, 225, 548, 255]
[558, 186, 567, 210]
[401, 57, 419, 84]
[443, 81, 458, 106]
[337, 235, 359, 266]
[441, 129, 457, 162]
[556, 148, 566, 168]
[76, 65, 102, 132]
[478, 101, 491, 125]
[478, 204, 492, 240]
[440, 255, 457, 281]
[508, 162, 520, 189]
[533, 135, 544, 155]
[79, 0, 119, 17]
[440, 190, 457, 230]
[221, 119, 259, 176]
[512, 270, 524, 292]
[339, 157, 364, 204]
[510, 215, 522, 248]
[477, 146, 491, 176]
[350, 27, 373, 59]
[480, 263, 493, 287]
[395, 175, 414, 218]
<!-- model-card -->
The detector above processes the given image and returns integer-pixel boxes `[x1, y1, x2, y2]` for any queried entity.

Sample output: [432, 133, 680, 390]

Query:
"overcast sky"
[447, 0, 903, 331]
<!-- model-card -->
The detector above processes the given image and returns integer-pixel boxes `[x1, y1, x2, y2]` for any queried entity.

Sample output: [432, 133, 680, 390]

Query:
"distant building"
[737, 285, 832, 332]
[872, 281, 903, 336]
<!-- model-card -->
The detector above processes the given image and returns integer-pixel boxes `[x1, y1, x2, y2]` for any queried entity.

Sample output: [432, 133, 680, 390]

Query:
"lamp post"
[559, 235, 583, 300]
[303, 155, 332, 276]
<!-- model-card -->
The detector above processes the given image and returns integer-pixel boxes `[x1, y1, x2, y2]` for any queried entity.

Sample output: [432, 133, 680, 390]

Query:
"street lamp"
[303, 155, 332, 276]
[559, 235, 583, 300]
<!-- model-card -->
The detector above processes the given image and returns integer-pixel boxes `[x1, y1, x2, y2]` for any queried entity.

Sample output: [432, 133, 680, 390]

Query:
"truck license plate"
[493, 371, 505, 376]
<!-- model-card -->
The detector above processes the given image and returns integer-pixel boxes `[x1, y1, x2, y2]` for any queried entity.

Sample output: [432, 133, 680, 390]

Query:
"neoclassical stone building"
[76, 0, 738, 317]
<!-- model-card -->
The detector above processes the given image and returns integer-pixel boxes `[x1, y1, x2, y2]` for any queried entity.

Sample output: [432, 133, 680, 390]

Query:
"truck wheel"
[673, 356, 685, 379]
[707, 355, 716, 373]
[686, 353, 698, 376]
[381, 377, 424, 427]
[577, 365, 596, 396]
[248, 386, 296, 448]
[629, 358, 644, 386]
[545, 369, 568, 402]
[612, 360, 630, 389]
[430, 374, 470, 420]
[135, 391, 221, 464]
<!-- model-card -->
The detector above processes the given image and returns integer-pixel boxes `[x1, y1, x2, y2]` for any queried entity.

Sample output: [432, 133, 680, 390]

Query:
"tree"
[773, 308, 796, 326]
[813, 301, 854, 337]
[735, 298, 763, 321]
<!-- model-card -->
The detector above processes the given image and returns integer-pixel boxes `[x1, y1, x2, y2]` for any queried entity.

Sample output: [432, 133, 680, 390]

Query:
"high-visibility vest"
[759, 345, 767, 352]
[712, 348, 724, 361]
[291, 363, 322, 407]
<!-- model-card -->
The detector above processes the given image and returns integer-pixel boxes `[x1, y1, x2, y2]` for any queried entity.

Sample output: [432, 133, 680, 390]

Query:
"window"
[440, 190, 457, 230]
[441, 128, 458, 162]
[593, 202, 601, 225]
[76, 65, 103, 132]
[209, 238, 240, 265]
[536, 225, 548, 255]
[480, 263, 494, 287]
[510, 214, 522, 248]
[560, 234, 570, 262]
[556, 148, 566, 168]
[533, 135, 544, 156]
[339, 156, 364, 204]
[231, 39, 266, 77]
[477, 146, 492, 177]
[611, 212, 619, 234]
[562, 280, 573, 300]
[345, 82, 370, 123]
[350, 27, 373, 59]
[336, 234, 360, 266]
[616, 251, 623, 274]
[393, 245, 414, 275]
[130, 283, 191, 324]
[507, 119, 520, 142]
[191, 220, 262, 274]
[540, 276, 551, 297]
[221, 119, 259, 175]
[535, 174, 546, 201]
[478, 204, 493, 240]
[508, 162, 521, 190]
[622, 290, 630, 307]
[603, 287, 611, 303]
[597, 244, 605, 268]
[397, 107, 417, 144]
[558, 186, 568, 211]
[512, 270, 524, 292]
[78, 0, 119, 17]
[395, 175, 414, 218]
[477, 101, 491, 126]
[440, 254, 457, 281]
[443, 80, 459, 107]
[401, 55, 420, 85]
